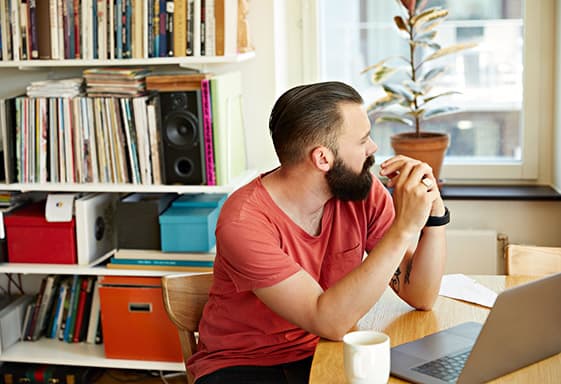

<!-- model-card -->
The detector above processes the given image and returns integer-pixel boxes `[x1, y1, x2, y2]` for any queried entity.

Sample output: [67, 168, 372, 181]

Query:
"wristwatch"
[425, 207, 450, 227]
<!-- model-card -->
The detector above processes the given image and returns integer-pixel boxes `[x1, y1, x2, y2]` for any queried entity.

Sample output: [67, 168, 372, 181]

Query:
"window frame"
[294, 0, 554, 183]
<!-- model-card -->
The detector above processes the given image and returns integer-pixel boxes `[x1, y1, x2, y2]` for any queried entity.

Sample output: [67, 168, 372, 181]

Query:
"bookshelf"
[0, 0, 256, 370]
[0, 52, 255, 69]
[0, 58, 254, 378]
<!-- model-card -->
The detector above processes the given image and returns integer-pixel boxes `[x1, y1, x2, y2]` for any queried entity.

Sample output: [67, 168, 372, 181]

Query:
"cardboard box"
[115, 193, 176, 250]
[5, 203, 77, 264]
[159, 206, 220, 252]
[98, 276, 183, 362]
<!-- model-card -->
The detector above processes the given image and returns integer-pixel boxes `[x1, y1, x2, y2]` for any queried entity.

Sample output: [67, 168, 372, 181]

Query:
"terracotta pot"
[390, 132, 450, 181]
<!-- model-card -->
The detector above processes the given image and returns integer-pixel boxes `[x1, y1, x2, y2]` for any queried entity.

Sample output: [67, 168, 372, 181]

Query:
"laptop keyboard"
[411, 349, 470, 383]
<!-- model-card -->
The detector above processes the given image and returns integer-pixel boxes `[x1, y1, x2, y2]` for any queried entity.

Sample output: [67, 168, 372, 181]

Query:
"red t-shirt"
[187, 173, 395, 380]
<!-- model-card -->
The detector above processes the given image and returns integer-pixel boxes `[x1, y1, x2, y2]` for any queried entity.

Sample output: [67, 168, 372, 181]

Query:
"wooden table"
[310, 275, 561, 384]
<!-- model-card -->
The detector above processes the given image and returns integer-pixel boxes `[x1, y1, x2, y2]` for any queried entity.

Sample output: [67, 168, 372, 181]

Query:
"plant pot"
[390, 132, 450, 182]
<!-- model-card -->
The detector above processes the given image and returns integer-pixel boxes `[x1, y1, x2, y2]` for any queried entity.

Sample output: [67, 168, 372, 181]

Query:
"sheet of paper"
[439, 274, 498, 308]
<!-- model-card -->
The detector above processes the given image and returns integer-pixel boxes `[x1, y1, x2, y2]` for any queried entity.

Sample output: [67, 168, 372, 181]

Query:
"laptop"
[391, 272, 561, 383]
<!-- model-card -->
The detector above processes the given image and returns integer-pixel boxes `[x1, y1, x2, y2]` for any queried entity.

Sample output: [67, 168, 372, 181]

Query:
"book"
[214, 0, 237, 56]
[71, 277, 89, 342]
[85, 277, 100, 344]
[109, 257, 214, 267]
[106, 263, 213, 272]
[201, 78, 216, 185]
[49, 279, 69, 339]
[32, 275, 58, 340]
[25, 277, 47, 341]
[146, 97, 162, 184]
[0, 95, 22, 184]
[173, 0, 186, 57]
[210, 71, 246, 185]
[62, 275, 80, 342]
[114, 248, 215, 261]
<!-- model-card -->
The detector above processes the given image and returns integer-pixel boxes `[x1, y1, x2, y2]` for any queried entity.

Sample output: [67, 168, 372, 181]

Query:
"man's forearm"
[393, 226, 447, 310]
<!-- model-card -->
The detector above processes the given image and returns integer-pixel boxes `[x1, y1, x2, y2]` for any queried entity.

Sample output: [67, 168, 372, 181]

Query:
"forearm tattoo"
[391, 258, 414, 292]
[390, 267, 401, 292]
[405, 258, 413, 284]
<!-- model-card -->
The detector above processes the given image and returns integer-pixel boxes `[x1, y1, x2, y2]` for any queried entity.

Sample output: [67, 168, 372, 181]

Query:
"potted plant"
[362, 0, 476, 181]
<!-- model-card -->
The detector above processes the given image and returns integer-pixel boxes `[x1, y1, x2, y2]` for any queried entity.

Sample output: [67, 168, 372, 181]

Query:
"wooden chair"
[162, 273, 213, 384]
[505, 244, 561, 276]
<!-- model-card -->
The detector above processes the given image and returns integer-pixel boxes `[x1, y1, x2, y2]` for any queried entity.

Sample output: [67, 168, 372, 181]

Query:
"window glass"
[318, 0, 524, 165]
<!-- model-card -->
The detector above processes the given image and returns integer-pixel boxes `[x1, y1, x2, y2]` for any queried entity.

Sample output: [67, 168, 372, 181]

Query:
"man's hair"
[268, 81, 363, 165]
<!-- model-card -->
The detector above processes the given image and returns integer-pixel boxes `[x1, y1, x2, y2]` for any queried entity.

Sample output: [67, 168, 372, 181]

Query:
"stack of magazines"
[26, 78, 84, 98]
[83, 68, 151, 97]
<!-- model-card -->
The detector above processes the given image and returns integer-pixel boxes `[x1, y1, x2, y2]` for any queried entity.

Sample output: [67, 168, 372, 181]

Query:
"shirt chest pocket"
[319, 243, 363, 289]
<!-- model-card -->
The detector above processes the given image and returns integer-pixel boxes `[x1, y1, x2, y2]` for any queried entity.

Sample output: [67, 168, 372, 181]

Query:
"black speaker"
[158, 90, 206, 184]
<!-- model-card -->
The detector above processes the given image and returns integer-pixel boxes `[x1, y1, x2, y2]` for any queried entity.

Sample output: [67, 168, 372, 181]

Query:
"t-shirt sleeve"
[365, 177, 395, 252]
[216, 215, 302, 292]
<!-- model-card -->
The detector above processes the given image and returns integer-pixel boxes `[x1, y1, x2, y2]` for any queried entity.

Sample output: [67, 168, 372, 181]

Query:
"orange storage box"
[98, 276, 183, 362]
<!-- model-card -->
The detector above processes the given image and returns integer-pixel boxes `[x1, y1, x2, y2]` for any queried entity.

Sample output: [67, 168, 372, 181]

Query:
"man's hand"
[379, 156, 440, 236]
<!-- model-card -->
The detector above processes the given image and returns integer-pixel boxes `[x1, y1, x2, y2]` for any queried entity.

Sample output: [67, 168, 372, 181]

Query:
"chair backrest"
[505, 244, 561, 276]
[162, 273, 213, 384]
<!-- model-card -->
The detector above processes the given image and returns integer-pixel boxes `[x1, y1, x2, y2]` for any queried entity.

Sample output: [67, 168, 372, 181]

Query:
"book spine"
[110, 257, 214, 267]
[25, 276, 46, 340]
[158, 0, 166, 57]
[72, 277, 89, 342]
[165, 0, 173, 56]
[173, 0, 185, 57]
[201, 78, 216, 185]
[50, 282, 68, 338]
[62, 275, 79, 342]
[28, 0, 38, 58]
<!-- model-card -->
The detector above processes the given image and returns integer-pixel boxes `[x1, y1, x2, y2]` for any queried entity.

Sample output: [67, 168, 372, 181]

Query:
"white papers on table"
[439, 274, 498, 308]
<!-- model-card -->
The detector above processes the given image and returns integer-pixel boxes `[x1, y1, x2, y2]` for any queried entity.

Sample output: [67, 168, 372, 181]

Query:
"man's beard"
[326, 155, 375, 201]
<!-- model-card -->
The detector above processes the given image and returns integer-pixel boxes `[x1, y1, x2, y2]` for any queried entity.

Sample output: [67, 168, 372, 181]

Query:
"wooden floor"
[94, 369, 187, 384]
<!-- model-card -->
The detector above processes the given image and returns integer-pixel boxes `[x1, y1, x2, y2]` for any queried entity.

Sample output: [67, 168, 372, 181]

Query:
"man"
[189, 81, 448, 383]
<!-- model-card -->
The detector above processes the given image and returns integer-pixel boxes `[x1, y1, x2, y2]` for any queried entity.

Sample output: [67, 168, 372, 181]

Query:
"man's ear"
[311, 146, 333, 172]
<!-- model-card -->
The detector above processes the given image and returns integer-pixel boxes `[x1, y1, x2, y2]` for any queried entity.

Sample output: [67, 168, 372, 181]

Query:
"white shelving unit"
[0, 169, 254, 369]
[0, 169, 257, 194]
[0, 52, 255, 69]
[1, 338, 185, 371]
[0, 50, 255, 371]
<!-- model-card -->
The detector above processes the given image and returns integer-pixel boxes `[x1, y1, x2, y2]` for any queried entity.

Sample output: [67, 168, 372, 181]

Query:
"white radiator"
[445, 229, 501, 274]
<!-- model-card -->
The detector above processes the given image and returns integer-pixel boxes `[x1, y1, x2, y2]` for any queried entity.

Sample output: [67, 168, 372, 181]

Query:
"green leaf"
[424, 106, 460, 119]
[421, 67, 446, 82]
[425, 42, 478, 62]
[366, 94, 401, 111]
[371, 66, 399, 83]
[423, 91, 461, 104]
[383, 83, 414, 102]
[394, 16, 409, 32]
[374, 115, 414, 127]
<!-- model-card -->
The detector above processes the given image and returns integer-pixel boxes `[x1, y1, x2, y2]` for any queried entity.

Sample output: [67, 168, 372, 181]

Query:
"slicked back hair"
[268, 81, 363, 166]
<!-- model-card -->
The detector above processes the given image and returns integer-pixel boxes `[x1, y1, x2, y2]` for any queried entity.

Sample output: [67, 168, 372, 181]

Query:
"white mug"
[343, 330, 390, 384]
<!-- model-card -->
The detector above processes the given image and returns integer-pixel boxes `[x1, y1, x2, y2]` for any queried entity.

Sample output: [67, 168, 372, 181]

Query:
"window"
[300, 0, 554, 181]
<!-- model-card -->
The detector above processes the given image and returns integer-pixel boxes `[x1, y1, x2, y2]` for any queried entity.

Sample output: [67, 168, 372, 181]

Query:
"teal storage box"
[159, 206, 220, 252]
[172, 193, 227, 208]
